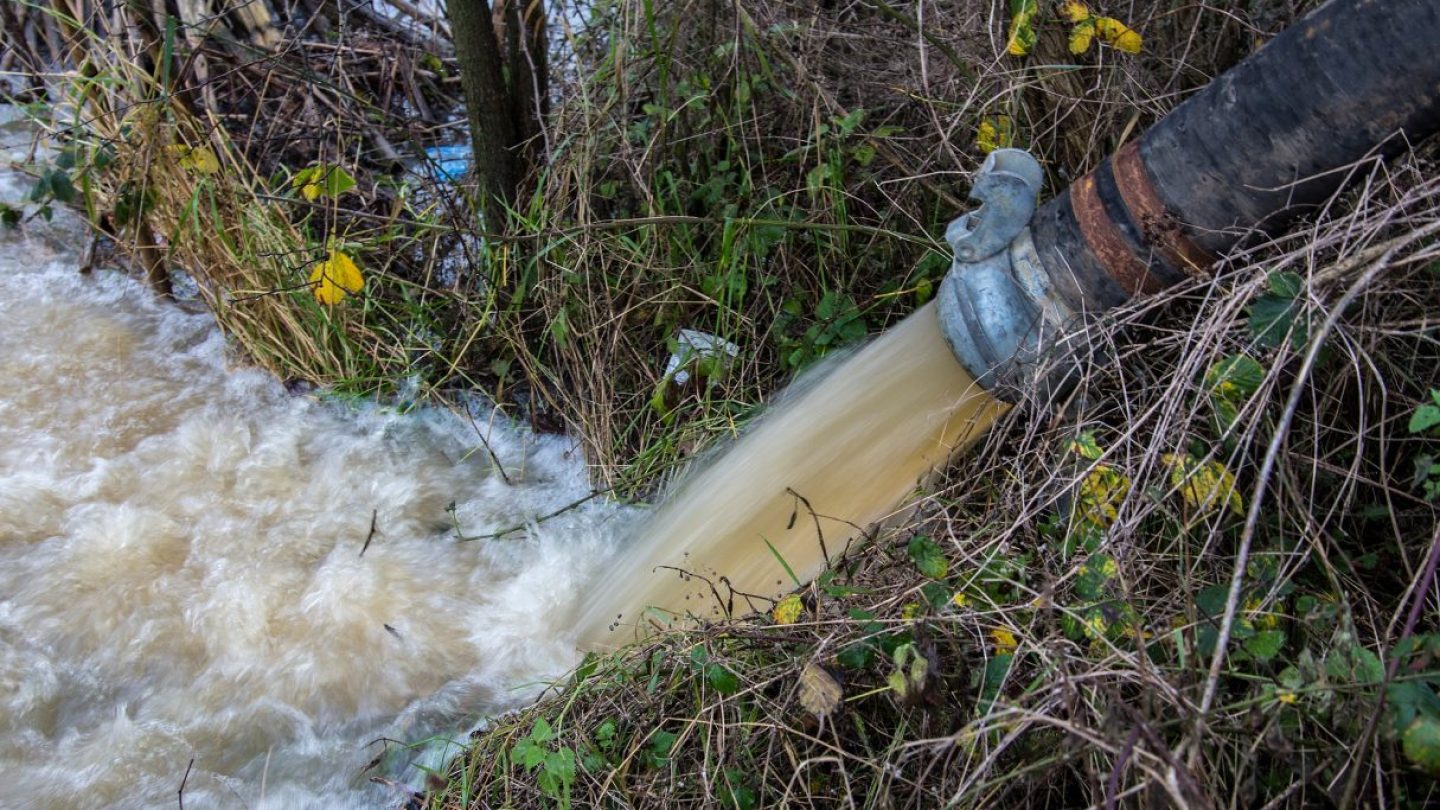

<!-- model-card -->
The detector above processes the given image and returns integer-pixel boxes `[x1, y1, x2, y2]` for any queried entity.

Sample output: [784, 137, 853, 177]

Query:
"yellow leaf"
[1245, 596, 1283, 631]
[1060, 1, 1091, 23]
[1068, 433, 1104, 461]
[1163, 453, 1244, 517]
[1078, 464, 1130, 526]
[1095, 16, 1143, 53]
[1006, 3, 1038, 57]
[798, 662, 843, 719]
[975, 115, 1015, 154]
[772, 594, 804, 625]
[308, 250, 364, 305]
[170, 144, 220, 175]
[990, 627, 1019, 655]
[1069, 21, 1096, 54]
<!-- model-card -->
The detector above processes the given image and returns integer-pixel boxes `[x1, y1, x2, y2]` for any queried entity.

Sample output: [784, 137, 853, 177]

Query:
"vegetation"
[4, 0, 1440, 807]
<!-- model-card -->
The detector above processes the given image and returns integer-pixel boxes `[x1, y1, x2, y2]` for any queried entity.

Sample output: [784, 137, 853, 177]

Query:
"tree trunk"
[503, 0, 549, 162]
[446, 0, 520, 229]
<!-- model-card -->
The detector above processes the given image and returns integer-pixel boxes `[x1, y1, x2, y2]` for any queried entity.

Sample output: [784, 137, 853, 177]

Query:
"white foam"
[0, 136, 627, 808]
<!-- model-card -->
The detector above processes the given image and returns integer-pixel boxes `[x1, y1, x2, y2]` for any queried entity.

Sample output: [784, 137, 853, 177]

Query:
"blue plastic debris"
[423, 144, 471, 182]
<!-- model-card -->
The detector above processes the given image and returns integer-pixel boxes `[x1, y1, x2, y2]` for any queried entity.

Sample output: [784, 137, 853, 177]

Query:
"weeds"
[6, 0, 1439, 808]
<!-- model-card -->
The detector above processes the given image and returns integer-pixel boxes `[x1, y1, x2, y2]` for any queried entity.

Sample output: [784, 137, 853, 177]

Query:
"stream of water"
[0, 106, 1008, 808]
[0, 117, 629, 808]
[578, 303, 1007, 645]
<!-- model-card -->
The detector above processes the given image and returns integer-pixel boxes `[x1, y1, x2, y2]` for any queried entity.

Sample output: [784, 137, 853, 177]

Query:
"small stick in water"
[359, 509, 378, 557]
[178, 757, 194, 810]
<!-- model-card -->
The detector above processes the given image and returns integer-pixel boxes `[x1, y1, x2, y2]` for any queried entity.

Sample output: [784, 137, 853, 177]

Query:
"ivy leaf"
[308, 249, 365, 305]
[907, 535, 948, 580]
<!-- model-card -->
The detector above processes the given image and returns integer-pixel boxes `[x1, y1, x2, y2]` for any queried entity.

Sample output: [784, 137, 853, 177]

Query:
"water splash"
[0, 123, 627, 808]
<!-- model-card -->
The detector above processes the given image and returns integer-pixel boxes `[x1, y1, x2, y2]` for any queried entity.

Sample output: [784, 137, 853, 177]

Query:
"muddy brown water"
[577, 305, 1007, 646]
[0, 110, 1007, 808]
[0, 118, 627, 808]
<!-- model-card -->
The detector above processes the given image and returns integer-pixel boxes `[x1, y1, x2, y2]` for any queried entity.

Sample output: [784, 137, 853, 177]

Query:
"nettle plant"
[1409, 389, 1440, 501]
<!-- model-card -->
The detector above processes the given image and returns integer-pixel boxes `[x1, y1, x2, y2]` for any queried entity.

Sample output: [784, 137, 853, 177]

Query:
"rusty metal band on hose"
[1068, 141, 1216, 299]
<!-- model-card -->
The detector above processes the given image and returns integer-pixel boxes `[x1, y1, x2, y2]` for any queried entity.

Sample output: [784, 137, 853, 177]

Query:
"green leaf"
[0, 202, 19, 228]
[720, 769, 758, 810]
[537, 748, 576, 797]
[837, 643, 873, 669]
[1390, 682, 1428, 734]
[921, 581, 951, 608]
[706, 664, 740, 695]
[574, 652, 600, 682]
[1244, 630, 1286, 662]
[1352, 647, 1384, 683]
[594, 718, 617, 747]
[1074, 554, 1115, 600]
[1205, 354, 1265, 404]
[549, 308, 570, 347]
[980, 654, 1013, 709]
[1410, 402, 1440, 434]
[1268, 270, 1303, 298]
[1069, 432, 1104, 461]
[1195, 584, 1230, 618]
[1249, 272, 1308, 350]
[645, 730, 679, 768]
[531, 717, 555, 742]
[1403, 714, 1440, 775]
[513, 737, 546, 770]
[907, 535, 948, 579]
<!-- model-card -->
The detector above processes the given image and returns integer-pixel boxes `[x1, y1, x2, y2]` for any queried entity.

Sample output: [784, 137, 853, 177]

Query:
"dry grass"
[428, 1, 1440, 808]
[435, 149, 1440, 809]
[8, 1, 1440, 807]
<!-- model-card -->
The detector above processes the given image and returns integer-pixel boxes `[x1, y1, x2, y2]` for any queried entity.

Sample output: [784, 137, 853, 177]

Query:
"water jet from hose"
[580, 0, 1440, 647]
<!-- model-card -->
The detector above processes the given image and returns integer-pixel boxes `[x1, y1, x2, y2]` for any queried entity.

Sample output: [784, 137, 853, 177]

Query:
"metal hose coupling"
[936, 149, 1077, 403]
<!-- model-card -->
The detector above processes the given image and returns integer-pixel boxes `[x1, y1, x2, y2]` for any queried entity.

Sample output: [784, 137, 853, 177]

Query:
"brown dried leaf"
[798, 663, 842, 720]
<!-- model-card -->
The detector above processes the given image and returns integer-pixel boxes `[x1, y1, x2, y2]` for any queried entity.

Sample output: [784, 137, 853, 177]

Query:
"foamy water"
[0, 121, 628, 808]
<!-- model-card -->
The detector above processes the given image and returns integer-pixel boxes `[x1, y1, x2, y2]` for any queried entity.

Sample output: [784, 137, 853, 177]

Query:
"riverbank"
[4, 2, 1440, 808]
